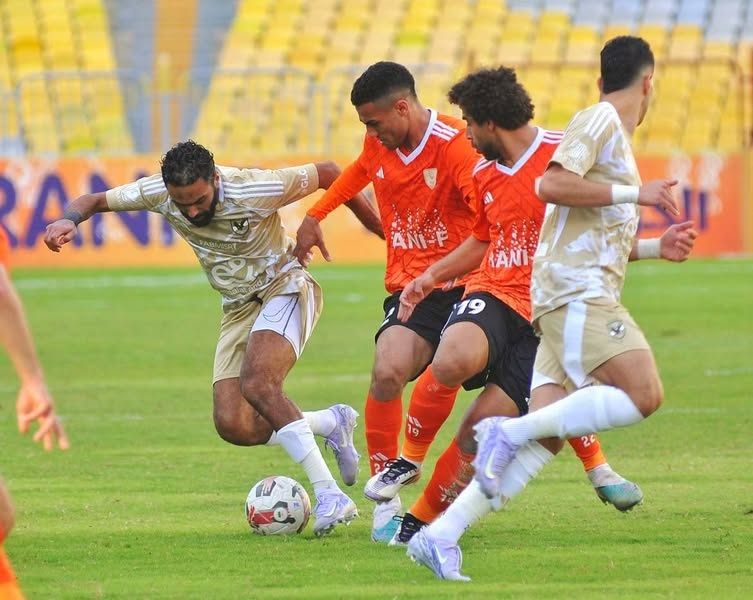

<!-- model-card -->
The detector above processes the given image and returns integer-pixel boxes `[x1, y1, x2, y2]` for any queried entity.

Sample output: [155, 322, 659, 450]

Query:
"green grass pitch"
[1, 259, 752, 598]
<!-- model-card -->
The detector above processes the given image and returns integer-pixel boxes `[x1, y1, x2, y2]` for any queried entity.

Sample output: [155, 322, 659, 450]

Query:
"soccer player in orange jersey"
[0, 226, 70, 599]
[295, 62, 479, 540]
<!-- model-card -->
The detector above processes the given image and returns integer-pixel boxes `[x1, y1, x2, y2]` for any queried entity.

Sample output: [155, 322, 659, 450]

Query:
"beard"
[185, 186, 219, 227]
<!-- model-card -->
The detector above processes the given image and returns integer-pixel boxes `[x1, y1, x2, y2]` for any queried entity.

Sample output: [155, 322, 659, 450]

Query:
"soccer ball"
[245, 475, 311, 536]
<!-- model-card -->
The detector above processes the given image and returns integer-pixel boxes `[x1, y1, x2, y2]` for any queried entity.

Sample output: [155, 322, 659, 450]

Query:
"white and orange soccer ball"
[245, 476, 311, 536]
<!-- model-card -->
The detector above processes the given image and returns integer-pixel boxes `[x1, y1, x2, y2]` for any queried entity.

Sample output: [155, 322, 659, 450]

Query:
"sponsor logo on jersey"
[488, 247, 530, 268]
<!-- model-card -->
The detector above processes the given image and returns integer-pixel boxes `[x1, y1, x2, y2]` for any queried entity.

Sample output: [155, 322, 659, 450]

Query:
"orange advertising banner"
[0, 153, 746, 269]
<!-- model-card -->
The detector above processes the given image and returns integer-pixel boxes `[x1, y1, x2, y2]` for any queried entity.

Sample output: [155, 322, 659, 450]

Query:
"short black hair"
[600, 36, 655, 94]
[161, 140, 215, 187]
[448, 66, 534, 129]
[350, 61, 416, 107]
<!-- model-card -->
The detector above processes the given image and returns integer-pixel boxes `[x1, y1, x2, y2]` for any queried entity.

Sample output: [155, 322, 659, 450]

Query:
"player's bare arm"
[43, 192, 110, 252]
[398, 236, 488, 322]
[629, 220, 698, 262]
[538, 164, 680, 215]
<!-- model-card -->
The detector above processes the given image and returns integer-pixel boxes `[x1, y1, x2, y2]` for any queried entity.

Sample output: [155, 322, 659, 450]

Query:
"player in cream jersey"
[107, 164, 321, 313]
[531, 100, 642, 320]
[43, 141, 385, 537]
[459, 38, 699, 580]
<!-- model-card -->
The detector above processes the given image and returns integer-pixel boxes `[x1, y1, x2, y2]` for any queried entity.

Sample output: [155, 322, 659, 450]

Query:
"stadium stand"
[0, 0, 750, 157]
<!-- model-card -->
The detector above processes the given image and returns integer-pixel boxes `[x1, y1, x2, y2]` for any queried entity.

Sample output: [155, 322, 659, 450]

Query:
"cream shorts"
[531, 298, 650, 391]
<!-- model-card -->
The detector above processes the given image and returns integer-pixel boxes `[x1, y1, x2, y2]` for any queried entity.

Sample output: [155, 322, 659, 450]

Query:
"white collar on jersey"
[495, 126, 546, 176]
[395, 108, 438, 165]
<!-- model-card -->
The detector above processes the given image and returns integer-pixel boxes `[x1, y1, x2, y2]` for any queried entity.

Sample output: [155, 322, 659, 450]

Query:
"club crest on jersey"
[483, 191, 494, 205]
[423, 168, 437, 189]
[376, 166, 384, 179]
[607, 320, 626, 339]
[231, 218, 249, 236]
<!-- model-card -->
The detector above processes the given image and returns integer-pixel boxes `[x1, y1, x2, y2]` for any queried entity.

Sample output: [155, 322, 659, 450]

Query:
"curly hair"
[447, 66, 534, 129]
[161, 140, 215, 187]
[350, 61, 416, 107]
[601, 36, 654, 94]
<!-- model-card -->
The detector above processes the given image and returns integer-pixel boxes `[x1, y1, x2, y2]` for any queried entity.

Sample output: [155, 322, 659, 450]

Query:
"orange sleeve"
[306, 156, 371, 222]
[444, 133, 479, 207]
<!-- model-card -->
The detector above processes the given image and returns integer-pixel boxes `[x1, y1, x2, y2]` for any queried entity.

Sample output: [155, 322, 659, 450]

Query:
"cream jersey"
[532, 102, 642, 321]
[106, 164, 319, 312]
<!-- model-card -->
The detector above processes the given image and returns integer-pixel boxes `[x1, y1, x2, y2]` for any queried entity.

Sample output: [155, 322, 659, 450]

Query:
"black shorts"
[444, 292, 538, 415]
[375, 286, 464, 349]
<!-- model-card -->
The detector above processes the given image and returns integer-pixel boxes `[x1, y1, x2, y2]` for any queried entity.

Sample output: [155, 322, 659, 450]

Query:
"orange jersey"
[308, 110, 478, 292]
[466, 128, 563, 321]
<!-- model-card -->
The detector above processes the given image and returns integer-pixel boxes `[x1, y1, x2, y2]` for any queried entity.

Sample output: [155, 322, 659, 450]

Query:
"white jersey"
[106, 164, 319, 312]
[531, 102, 642, 321]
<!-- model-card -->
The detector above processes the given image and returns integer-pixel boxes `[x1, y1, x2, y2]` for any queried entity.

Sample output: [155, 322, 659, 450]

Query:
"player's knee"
[369, 363, 405, 400]
[631, 377, 664, 417]
[539, 437, 565, 455]
[455, 419, 478, 455]
[239, 373, 278, 410]
[431, 353, 468, 388]
[213, 406, 269, 446]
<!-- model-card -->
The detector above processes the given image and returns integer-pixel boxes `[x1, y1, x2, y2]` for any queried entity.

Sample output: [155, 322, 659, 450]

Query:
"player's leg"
[407, 382, 563, 580]
[568, 433, 644, 511]
[366, 324, 434, 540]
[394, 381, 516, 546]
[368, 320, 487, 505]
[240, 328, 356, 536]
[211, 297, 359, 485]
[474, 300, 659, 498]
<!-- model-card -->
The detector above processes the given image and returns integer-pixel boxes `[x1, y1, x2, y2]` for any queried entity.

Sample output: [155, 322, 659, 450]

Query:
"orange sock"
[568, 434, 607, 471]
[401, 366, 460, 464]
[365, 393, 403, 475]
[0, 547, 24, 599]
[410, 438, 475, 524]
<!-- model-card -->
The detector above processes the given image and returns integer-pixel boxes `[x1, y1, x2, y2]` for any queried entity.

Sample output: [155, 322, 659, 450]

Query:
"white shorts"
[213, 270, 322, 383]
[251, 294, 305, 356]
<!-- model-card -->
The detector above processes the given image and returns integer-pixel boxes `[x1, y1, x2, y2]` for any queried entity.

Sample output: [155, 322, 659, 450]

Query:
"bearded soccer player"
[43, 141, 384, 536]
[410, 39, 697, 581]
[1, 225, 69, 599]
[294, 62, 480, 541]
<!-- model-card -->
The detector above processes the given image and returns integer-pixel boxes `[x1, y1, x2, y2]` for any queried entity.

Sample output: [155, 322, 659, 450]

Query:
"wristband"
[62, 208, 83, 225]
[636, 238, 661, 260]
[611, 184, 639, 205]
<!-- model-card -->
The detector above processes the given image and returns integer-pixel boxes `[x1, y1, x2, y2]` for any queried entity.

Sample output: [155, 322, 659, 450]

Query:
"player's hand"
[398, 273, 436, 322]
[294, 215, 331, 263]
[17, 378, 70, 451]
[660, 220, 697, 262]
[43, 220, 78, 252]
[638, 179, 680, 216]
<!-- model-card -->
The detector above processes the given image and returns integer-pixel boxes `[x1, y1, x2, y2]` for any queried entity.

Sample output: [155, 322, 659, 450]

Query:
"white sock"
[502, 386, 643, 445]
[427, 480, 493, 544]
[495, 441, 555, 507]
[275, 418, 338, 493]
[587, 463, 625, 487]
[427, 441, 554, 543]
[266, 409, 337, 445]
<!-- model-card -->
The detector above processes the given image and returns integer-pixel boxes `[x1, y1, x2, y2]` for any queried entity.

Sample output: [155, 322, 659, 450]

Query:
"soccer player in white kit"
[43, 140, 384, 536]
